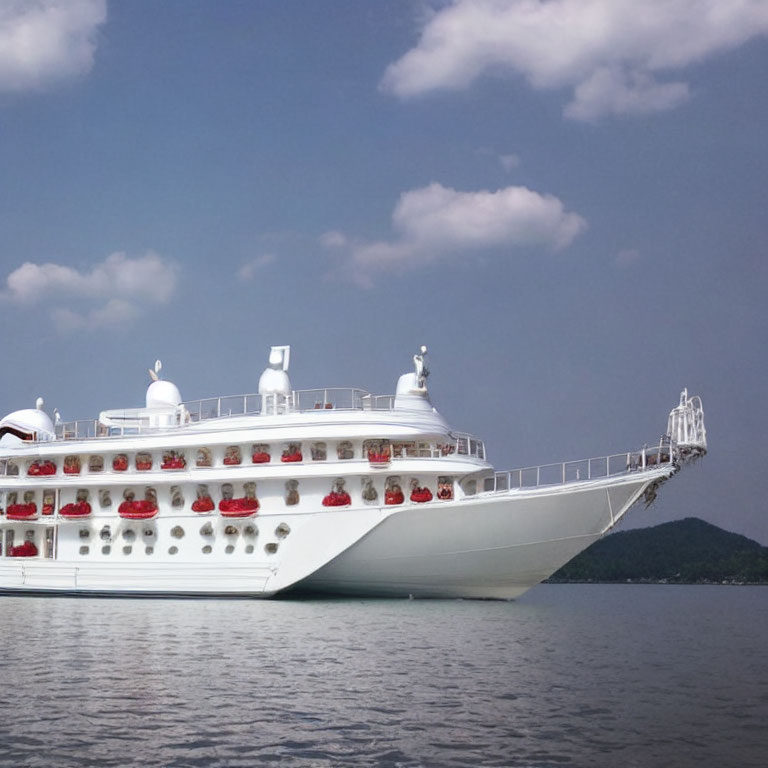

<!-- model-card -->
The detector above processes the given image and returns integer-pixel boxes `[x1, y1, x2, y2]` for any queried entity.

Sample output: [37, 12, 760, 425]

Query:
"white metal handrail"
[483, 438, 674, 493]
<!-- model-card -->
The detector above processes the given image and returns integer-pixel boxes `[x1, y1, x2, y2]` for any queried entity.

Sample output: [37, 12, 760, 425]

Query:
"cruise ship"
[0, 346, 706, 599]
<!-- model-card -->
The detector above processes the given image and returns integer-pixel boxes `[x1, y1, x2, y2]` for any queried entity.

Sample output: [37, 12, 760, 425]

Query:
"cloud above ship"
[322, 181, 586, 285]
[2, 251, 179, 332]
[381, 0, 768, 120]
[0, 0, 107, 92]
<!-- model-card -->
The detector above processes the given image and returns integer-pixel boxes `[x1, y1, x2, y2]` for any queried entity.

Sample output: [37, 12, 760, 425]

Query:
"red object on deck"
[60, 501, 92, 519]
[410, 488, 433, 503]
[251, 452, 271, 464]
[161, 457, 185, 470]
[136, 460, 153, 471]
[219, 497, 259, 517]
[113, 456, 128, 472]
[191, 496, 215, 513]
[28, 461, 56, 476]
[281, 452, 302, 463]
[384, 491, 404, 505]
[9, 541, 38, 557]
[118, 500, 158, 519]
[223, 457, 240, 466]
[322, 491, 351, 507]
[63, 465, 81, 475]
[42, 504, 54, 516]
[7, 503, 38, 520]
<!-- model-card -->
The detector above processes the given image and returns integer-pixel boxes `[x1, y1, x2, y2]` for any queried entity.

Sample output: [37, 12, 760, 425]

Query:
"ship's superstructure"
[0, 346, 706, 599]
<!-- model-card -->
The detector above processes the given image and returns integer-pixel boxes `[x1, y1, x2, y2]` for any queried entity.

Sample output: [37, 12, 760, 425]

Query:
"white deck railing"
[483, 438, 674, 492]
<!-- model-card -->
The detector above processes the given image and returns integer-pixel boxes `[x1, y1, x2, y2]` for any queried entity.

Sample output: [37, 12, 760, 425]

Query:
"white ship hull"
[297, 470, 663, 599]
[0, 469, 667, 599]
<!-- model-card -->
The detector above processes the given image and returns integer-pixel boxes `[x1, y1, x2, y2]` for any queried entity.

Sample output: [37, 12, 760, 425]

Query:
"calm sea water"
[0, 585, 765, 768]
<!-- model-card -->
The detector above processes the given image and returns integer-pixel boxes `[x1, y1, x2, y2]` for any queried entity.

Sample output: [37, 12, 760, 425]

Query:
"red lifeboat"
[384, 490, 404, 505]
[112, 456, 128, 472]
[322, 491, 351, 507]
[118, 500, 158, 519]
[7, 503, 38, 520]
[281, 451, 302, 463]
[218, 497, 259, 518]
[28, 461, 56, 476]
[191, 496, 215, 513]
[161, 457, 185, 470]
[9, 541, 38, 558]
[59, 501, 92, 519]
[368, 451, 391, 467]
[63, 460, 81, 475]
[136, 459, 153, 471]
[251, 452, 271, 464]
[410, 487, 433, 503]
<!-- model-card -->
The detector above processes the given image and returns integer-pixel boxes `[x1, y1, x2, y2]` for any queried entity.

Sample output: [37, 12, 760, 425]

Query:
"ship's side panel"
[298, 474, 658, 599]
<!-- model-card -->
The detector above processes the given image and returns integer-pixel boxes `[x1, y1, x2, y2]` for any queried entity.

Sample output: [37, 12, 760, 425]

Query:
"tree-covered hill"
[548, 517, 768, 584]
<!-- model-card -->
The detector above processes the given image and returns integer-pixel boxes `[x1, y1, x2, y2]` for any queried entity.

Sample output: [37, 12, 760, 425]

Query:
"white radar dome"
[146, 380, 182, 409]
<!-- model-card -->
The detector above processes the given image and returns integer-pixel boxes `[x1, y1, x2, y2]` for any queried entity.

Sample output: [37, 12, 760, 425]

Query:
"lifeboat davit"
[59, 501, 92, 519]
[191, 496, 215, 513]
[9, 541, 38, 557]
[118, 500, 158, 519]
[28, 460, 56, 476]
[219, 498, 259, 517]
[322, 491, 351, 507]
[6, 503, 38, 520]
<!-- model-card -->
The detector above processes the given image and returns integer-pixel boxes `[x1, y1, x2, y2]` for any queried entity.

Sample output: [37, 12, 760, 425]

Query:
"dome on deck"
[146, 380, 182, 409]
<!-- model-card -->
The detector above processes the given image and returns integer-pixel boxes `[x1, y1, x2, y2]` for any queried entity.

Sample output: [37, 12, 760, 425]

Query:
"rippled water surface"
[0, 585, 765, 767]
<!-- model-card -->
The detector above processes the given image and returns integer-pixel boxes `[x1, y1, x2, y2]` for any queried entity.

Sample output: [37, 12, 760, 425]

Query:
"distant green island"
[547, 517, 768, 585]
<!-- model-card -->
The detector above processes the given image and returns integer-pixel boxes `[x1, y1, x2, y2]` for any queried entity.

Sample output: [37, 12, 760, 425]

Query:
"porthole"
[171, 526, 185, 539]
[243, 525, 258, 537]
[275, 523, 290, 539]
[79, 528, 90, 539]
[143, 528, 154, 538]
[100, 526, 111, 541]
[265, 542, 278, 555]
[168, 546, 178, 555]
[245, 544, 254, 554]
[202, 545, 212, 554]
[123, 545, 132, 555]
[200, 522, 213, 537]
[122, 529, 136, 541]
[145, 546, 154, 555]
[101, 545, 111, 555]
[224, 525, 238, 536]
[99, 490, 112, 508]
[79, 545, 89, 555]
[225, 544, 235, 554]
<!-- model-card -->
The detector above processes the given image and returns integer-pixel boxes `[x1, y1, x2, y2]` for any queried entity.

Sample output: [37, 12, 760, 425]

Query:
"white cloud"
[324, 181, 586, 284]
[0, 0, 107, 92]
[3, 251, 178, 332]
[237, 253, 276, 281]
[499, 153, 520, 172]
[381, 0, 768, 120]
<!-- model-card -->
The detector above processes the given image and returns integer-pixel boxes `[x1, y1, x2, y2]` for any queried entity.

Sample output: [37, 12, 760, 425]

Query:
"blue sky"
[1, 1, 767, 541]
